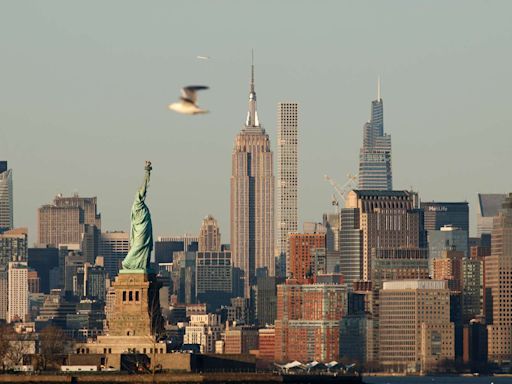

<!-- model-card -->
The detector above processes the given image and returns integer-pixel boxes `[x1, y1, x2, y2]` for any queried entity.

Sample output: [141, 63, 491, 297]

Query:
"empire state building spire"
[245, 51, 260, 128]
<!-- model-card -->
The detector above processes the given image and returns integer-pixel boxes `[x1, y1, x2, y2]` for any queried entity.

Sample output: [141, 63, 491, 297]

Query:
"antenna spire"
[245, 49, 260, 127]
[377, 76, 381, 101]
[251, 49, 255, 93]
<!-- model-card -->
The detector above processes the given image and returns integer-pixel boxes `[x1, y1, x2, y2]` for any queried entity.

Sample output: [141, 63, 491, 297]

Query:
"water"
[364, 376, 512, 384]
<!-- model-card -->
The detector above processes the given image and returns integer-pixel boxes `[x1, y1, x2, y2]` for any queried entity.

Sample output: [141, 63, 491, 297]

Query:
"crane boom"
[324, 173, 358, 208]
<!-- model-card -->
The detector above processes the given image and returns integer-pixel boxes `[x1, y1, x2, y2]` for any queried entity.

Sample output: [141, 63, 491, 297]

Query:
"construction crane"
[324, 173, 358, 213]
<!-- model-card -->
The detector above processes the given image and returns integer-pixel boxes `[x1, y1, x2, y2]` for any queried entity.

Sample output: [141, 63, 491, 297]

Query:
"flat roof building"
[379, 280, 454, 372]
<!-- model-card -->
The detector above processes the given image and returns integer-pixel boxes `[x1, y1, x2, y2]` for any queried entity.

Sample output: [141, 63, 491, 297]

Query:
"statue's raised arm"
[121, 161, 154, 272]
[137, 161, 152, 202]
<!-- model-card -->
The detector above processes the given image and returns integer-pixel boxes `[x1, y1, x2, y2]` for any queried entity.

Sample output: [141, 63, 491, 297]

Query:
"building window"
[129, 291, 133, 301]
[135, 291, 140, 301]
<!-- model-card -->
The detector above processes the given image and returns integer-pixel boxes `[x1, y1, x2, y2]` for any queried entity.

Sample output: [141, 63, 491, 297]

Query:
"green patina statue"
[121, 161, 153, 272]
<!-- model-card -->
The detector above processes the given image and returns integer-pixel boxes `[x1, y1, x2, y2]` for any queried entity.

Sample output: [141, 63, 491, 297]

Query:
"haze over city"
[1, 1, 511, 241]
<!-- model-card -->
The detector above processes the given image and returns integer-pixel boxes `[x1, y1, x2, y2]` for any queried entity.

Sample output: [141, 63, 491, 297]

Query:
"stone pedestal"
[76, 271, 165, 355]
[108, 271, 163, 337]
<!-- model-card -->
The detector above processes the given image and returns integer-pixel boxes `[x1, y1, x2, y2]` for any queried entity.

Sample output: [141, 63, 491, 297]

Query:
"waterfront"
[364, 376, 512, 384]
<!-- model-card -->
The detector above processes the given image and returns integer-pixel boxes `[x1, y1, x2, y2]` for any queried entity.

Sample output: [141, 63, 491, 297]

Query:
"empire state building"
[230, 63, 275, 298]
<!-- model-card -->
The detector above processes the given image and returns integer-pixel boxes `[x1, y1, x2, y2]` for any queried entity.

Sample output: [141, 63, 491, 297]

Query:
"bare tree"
[0, 324, 14, 372]
[38, 326, 71, 371]
[6, 333, 31, 368]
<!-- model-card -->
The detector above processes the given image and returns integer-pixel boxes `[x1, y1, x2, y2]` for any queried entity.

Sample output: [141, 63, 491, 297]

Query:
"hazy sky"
[1, 1, 511, 243]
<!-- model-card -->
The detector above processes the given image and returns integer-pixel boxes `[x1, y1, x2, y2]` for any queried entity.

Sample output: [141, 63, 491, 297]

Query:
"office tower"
[255, 274, 278, 327]
[0, 161, 13, 232]
[366, 248, 429, 363]
[226, 297, 251, 325]
[195, 251, 233, 311]
[64, 250, 86, 294]
[340, 289, 373, 364]
[477, 193, 507, 236]
[0, 228, 28, 266]
[74, 263, 107, 301]
[8, 261, 29, 323]
[38, 194, 101, 247]
[28, 247, 59, 293]
[344, 190, 424, 281]
[171, 251, 196, 304]
[222, 324, 259, 355]
[231, 62, 275, 298]
[0, 269, 7, 320]
[323, 213, 340, 252]
[358, 81, 392, 190]
[379, 280, 454, 372]
[27, 270, 40, 293]
[288, 232, 326, 281]
[198, 215, 221, 252]
[340, 314, 372, 365]
[432, 249, 464, 292]
[420, 201, 469, 232]
[81, 224, 100, 264]
[462, 257, 483, 323]
[154, 234, 199, 264]
[184, 313, 222, 353]
[486, 193, 512, 362]
[98, 231, 129, 279]
[428, 225, 468, 271]
[339, 208, 363, 285]
[276, 102, 298, 277]
[274, 281, 347, 362]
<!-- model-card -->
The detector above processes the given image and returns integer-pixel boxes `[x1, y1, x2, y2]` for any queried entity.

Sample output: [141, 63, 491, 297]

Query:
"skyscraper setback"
[358, 80, 392, 190]
[230, 62, 275, 298]
[276, 102, 298, 277]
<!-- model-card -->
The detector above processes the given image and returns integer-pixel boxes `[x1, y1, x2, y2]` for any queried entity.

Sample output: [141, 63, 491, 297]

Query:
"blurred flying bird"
[168, 86, 209, 115]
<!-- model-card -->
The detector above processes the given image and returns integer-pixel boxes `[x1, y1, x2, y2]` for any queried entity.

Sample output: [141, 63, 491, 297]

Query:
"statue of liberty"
[121, 161, 153, 272]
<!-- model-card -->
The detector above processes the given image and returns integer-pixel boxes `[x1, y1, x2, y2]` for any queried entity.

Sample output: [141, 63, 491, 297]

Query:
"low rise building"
[183, 314, 222, 353]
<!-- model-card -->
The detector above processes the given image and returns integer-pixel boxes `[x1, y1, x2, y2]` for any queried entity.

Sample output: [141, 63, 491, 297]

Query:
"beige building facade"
[184, 314, 222, 353]
[230, 64, 275, 297]
[276, 102, 298, 277]
[487, 193, 512, 362]
[198, 215, 221, 252]
[379, 280, 454, 372]
[38, 194, 101, 247]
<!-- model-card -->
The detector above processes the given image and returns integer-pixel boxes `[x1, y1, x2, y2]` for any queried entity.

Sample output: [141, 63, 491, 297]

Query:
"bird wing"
[180, 86, 209, 103]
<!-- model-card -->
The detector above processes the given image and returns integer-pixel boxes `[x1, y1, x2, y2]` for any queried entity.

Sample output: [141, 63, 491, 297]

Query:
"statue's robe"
[121, 170, 153, 271]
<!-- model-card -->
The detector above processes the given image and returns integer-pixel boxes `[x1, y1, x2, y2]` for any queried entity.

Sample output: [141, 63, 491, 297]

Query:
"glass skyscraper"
[0, 161, 13, 232]
[358, 80, 392, 190]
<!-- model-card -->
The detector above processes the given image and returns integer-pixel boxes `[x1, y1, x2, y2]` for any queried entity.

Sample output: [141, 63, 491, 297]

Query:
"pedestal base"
[107, 272, 163, 338]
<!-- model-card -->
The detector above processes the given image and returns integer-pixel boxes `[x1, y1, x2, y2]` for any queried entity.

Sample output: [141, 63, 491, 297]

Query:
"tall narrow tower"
[276, 102, 298, 277]
[230, 58, 275, 298]
[0, 161, 13, 232]
[358, 79, 392, 190]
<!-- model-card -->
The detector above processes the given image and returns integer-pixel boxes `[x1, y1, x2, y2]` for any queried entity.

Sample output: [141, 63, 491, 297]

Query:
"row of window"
[122, 290, 140, 302]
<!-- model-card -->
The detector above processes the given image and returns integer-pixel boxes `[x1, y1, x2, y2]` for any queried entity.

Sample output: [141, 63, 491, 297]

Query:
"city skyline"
[1, 1, 512, 242]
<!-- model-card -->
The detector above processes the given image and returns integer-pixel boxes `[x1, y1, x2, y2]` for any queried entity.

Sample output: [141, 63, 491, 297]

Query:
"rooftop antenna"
[377, 76, 381, 101]
[251, 49, 255, 93]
